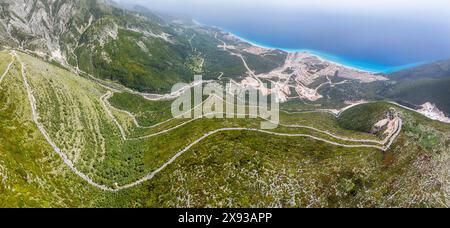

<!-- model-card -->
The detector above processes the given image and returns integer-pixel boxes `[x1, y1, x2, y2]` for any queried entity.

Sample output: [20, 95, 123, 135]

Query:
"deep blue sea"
[194, 10, 450, 73]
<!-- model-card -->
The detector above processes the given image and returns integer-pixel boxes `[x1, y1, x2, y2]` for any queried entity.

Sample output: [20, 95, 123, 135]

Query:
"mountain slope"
[382, 60, 450, 115]
[1, 50, 450, 207]
[0, 0, 288, 93]
[1, 1, 450, 208]
[0, 50, 102, 207]
[385, 77, 450, 114]
[390, 59, 450, 80]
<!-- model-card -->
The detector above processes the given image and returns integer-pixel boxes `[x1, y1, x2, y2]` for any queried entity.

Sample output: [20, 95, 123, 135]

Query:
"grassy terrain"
[242, 51, 287, 75]
[390, 59, 450, 80]
[386, 77, 450, 115]
[73, 18, 287, 93]
[322, 58, 450, 116]
[0, 51, 101, 207]
[338, 102, 392, 133]
[279, 78, 388, 111]
[2, 0, 288, 94]
[21, 50, 383, 188]
[108, 92, 174, 126]
[141, 131, 382, 208]
[187, 29, 248, 79]
[1, 51, 450, 207]
[75, 22, 192, 93]
[68, 3, 287, 93]
[133, 104, 450, 208]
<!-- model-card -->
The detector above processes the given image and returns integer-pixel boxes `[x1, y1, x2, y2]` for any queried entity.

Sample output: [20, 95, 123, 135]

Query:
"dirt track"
[12, 50, 403, 192]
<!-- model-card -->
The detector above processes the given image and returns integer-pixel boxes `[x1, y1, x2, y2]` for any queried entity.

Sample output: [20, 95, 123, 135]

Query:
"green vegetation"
[242, 50, 287, 75]
[0, 52, 100, 207]
[390, 59, 450, 80]
[72, 13, 286, 93]
[2, 0, 450, 208]
[386, 77, 450, 114]
[136, 104, 450, 208]
[108, 92, 174, 126]
[1, 0, 288, 94]
[141, 132, 382, 207]
[185, 54, 204, 74]
[75, 21, 192, 93]
[338, 102, 392, 133]
[1, 50, 450, 208]
[307, 71, 450, 117]
[187, 29, 248, 79]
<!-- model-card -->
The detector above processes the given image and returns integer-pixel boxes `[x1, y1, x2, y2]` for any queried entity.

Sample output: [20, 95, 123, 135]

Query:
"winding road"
[9, 50, 404, 192]
[102, 91, 391, 146]
[0, 52, 15, 85]
[14, 51, 113, 191]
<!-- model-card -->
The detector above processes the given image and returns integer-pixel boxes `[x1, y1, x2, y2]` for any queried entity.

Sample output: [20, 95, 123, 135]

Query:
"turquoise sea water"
[193, 9, 450, 74]
[227, 31, 427, 74]
[133, 0, 450, 73]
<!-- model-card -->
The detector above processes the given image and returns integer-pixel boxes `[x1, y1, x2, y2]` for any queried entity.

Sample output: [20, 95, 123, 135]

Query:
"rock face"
[418, 102, 450, 123]
[0, 0, 162, 63]
[3, 0, 161, 60]
[371, 108, 401, 139]
[0, 0, 85, 61]
[0, 0, 198, 92]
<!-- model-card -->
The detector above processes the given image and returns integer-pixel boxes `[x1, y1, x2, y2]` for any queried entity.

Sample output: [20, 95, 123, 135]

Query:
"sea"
[193, 9, 450, 73]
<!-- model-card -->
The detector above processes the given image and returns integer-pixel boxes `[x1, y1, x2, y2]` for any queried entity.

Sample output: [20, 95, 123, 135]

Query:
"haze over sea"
[117, 0, 450, 73]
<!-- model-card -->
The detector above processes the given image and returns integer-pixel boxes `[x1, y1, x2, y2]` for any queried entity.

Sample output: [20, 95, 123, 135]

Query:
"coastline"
[209, 25, 425, 74]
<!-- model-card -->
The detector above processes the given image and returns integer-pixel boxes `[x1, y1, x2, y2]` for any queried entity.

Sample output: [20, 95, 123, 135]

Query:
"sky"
[116, 0, 450, 18]
[114, 0, 450, 71]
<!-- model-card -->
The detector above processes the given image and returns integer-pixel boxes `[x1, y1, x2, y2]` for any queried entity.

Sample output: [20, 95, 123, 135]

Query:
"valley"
[1, 49, 450, 207]
[3, 50, 400, 190]
[0, 0, 450, 208]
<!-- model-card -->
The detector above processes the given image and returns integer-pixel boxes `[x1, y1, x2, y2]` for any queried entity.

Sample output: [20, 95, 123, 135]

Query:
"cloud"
[116, 0, 450, 14]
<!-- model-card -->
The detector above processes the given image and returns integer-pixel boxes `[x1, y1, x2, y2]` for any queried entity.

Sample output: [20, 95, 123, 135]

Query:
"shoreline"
[206, 24, 425, 74]
[229, 32, 425, 74]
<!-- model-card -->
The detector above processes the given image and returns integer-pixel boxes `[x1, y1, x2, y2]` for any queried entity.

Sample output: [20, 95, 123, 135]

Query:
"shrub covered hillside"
[0, 0, 287, 93]
[1, 51, 450, 207]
